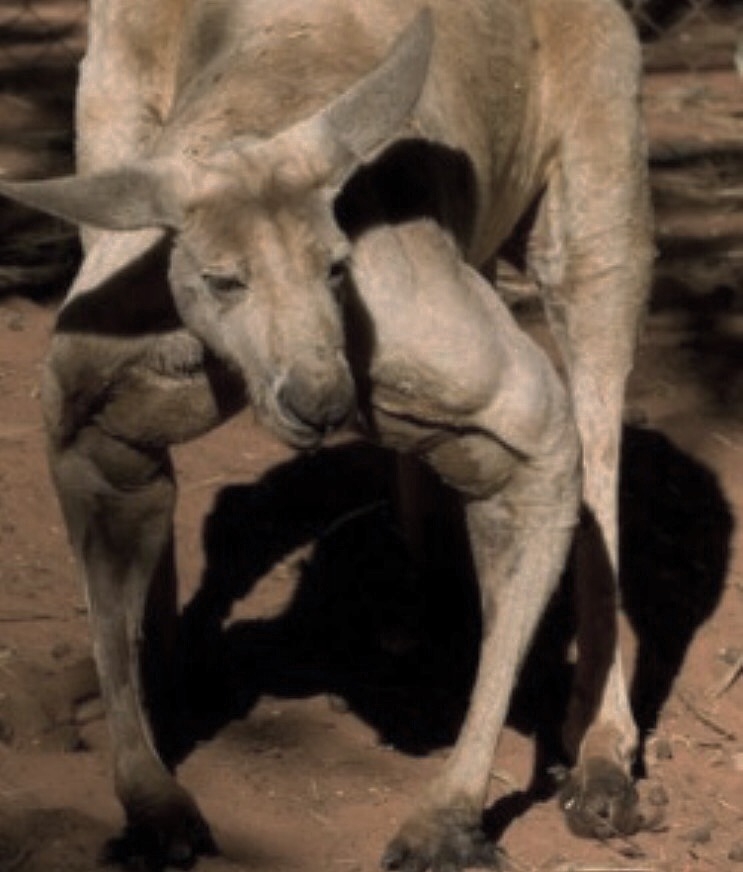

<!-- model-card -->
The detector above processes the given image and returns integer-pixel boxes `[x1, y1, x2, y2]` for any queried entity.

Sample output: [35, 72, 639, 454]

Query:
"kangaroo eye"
[201, 271, 245, 298]
[327, 260, 347, 292]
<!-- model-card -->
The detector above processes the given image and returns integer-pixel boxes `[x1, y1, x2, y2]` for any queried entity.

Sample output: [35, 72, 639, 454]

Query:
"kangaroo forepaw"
[381, 804, 505, 872]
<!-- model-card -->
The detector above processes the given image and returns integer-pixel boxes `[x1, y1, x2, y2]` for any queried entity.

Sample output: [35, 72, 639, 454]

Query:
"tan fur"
[0, 1, 653, 868]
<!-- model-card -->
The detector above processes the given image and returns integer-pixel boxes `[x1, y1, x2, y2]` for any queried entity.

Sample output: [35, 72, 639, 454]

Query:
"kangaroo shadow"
[620, 426, 733, 739]
[178, 440, 481, 757]
[176, 424, 732, 826]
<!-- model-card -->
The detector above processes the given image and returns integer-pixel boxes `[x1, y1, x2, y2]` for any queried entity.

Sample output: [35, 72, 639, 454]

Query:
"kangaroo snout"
[273, 356, 355, 442]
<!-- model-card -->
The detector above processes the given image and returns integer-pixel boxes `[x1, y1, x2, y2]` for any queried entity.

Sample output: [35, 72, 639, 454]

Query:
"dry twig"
[0, 612, 55, 623]
[707, 651, 743, 700]
[676, 688, 737, 741]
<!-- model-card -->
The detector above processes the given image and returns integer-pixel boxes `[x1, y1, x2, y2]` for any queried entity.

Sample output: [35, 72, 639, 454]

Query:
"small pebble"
[6, 313, 24, 332]
[51, 642, 72, 660]
[0, 718, 13, 745]
[729, 841, 743, 863]
[681, 823, 713, 844]
[59, 724, 85, 753]
[647, 783, 670, 807]
[651, 736, 674, 761]
[719, 647, 743, 665]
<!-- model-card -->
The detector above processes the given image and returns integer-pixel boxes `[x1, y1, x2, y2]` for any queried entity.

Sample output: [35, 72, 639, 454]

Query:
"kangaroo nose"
[276, 361, 355, 435]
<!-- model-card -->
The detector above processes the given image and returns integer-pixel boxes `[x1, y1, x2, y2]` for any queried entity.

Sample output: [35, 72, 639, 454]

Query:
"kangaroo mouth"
[260, 395, 339, 451]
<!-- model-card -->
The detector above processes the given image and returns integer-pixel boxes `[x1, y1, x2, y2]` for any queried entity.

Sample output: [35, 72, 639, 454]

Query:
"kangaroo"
[0, 1, 653, 868]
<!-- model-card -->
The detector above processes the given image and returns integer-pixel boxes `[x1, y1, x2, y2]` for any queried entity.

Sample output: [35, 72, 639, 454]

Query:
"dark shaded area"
[0, 0, 83, 115]
[0, 8, 83, 300]
[173, 423, 731, 834]
[335, 138, 478, 252]
[626, 0, 743, 42]
[649, 149, 743, 417]
[53, 236, 180, 336]
[178, 443, 480, 758]
[650, 151, 743, 290]
[649, 278, 743, 417]
[621, 426, 734, 738]
[0, 210, 79, 300]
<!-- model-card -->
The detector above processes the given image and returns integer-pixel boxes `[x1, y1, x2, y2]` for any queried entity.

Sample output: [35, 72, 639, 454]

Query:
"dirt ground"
[1, 4, 742, 871]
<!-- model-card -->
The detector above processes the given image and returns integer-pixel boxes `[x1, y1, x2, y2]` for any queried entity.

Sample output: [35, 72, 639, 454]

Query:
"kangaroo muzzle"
[272, 354, 355, 444]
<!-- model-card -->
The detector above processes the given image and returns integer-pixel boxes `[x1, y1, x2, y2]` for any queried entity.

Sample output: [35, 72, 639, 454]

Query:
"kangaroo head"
[0, 10, 433, 446]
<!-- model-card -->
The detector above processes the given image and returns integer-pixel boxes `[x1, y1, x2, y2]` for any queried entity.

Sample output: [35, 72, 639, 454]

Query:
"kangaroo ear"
[0, 159, 185, 231]
[217, 9, 434, 190]
[319, 8, 434, 166]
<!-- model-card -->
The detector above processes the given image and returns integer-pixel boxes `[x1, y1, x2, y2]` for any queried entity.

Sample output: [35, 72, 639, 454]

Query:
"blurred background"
[0, 0, 741, 300]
